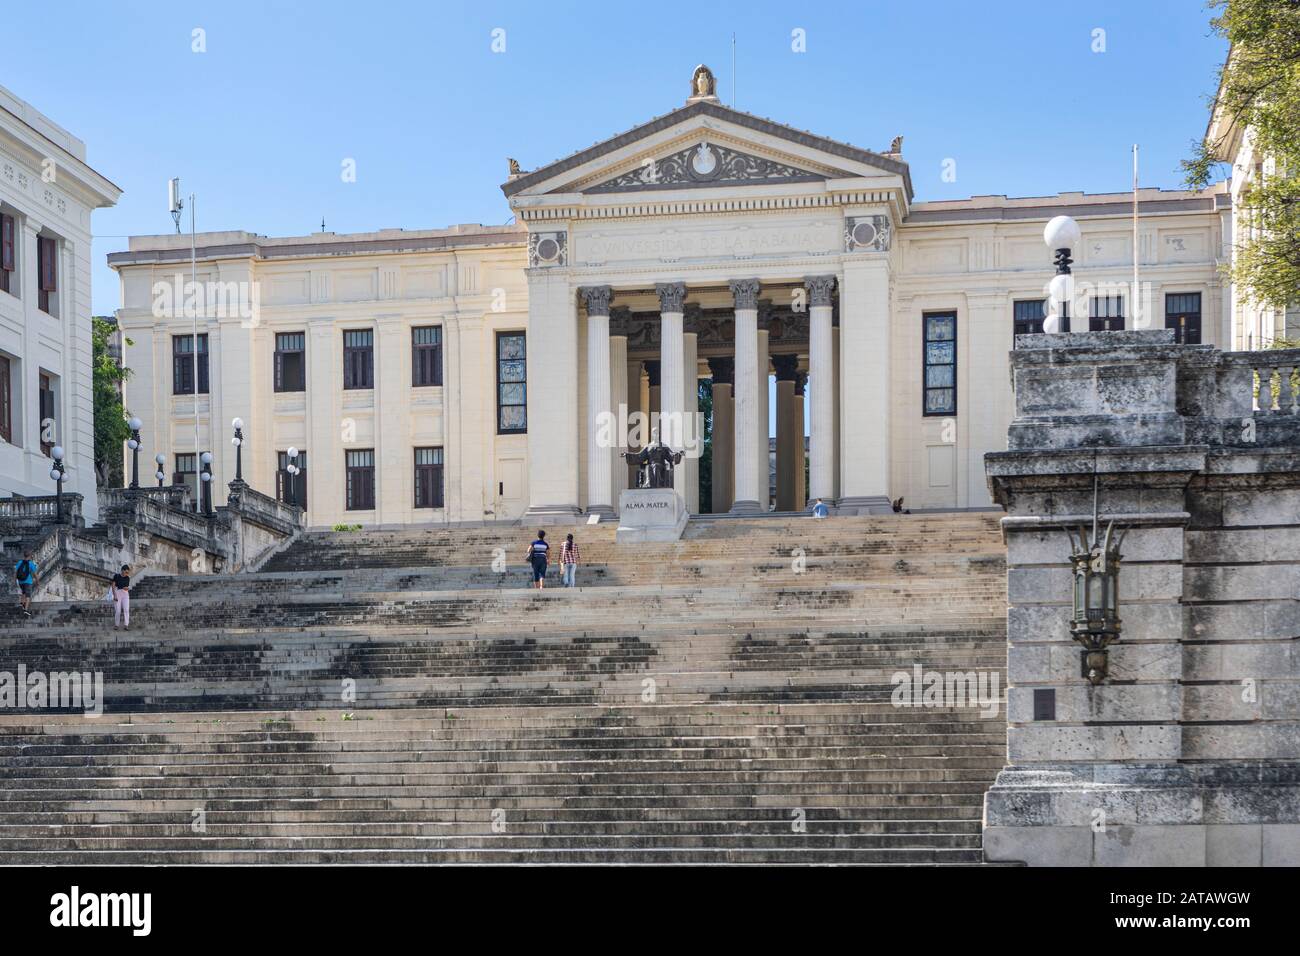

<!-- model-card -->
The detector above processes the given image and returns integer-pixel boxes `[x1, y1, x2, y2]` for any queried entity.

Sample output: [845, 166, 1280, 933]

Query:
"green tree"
[1183, 0, 1300, 309]
[91, 317, 132, 487]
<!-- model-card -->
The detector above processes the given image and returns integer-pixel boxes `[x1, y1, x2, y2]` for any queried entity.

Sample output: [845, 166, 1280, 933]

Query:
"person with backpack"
[559, 533, 581, 588]
[524, 530, 550, 590]
[14, 550, 37, 616]
[111, 564, 132, 630]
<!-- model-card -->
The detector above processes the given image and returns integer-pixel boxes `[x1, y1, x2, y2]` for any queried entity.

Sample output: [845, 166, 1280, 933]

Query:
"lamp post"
[126, 417, 143, 489]
[155, 453, 167, 488]
[50, 446, 67, 523]
[1067, 474, 1127, 685]
[231, 418, 245, 483]
[200, 451, 213, 514]
[1043, 215, 1081, 334]
[286, 446, 299, 507]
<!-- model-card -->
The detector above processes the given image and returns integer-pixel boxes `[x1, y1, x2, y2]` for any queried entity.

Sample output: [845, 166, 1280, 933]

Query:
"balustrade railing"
[1248, 349, 1300, 415]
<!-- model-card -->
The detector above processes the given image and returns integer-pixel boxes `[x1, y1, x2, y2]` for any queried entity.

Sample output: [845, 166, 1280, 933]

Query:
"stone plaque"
[616, 487, 689, 543]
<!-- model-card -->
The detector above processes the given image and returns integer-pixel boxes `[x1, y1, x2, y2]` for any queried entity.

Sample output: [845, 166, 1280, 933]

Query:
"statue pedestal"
[616, 488, 688, 543]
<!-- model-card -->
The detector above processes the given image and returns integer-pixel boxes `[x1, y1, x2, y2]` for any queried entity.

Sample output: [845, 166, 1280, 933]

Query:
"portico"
[506, 64, 907, 520]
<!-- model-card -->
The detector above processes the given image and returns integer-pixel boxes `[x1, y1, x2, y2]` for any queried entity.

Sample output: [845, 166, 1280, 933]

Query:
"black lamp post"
[1067, 475, 1127, 685]
[200, 451, 213, 514]
[231, 418, 245, 482]
[1042, 215, 1081, 334]
[286, 446, 300, 506]
[155, 453, 166, 488]
[50, 446, 67, 523]
[126, 417, 143, 489]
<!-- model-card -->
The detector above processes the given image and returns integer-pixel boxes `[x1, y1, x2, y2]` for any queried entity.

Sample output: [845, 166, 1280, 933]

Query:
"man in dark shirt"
[111, 564, 132, 630]
[524, 530, 549, 590]
[14, 550, 37, 616]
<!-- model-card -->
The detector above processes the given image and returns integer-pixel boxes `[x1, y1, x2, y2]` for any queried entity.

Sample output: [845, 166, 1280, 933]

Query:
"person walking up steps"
[559, 533, 581, 588]
[111, 564, 132, 630]
[525, 530, 550, 590]
[14, 549, 37, 616]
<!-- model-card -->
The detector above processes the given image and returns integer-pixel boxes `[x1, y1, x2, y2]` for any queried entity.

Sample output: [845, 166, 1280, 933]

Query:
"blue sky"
[3, 0, 1225, 317]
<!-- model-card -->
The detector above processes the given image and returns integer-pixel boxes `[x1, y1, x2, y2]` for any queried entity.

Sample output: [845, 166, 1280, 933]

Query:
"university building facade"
[113, 66, 1238, 528]
[0, 84, 120, 524]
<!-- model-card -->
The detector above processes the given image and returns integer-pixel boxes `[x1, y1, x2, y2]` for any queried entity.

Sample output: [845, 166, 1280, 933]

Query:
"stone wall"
[983, 330, 1300, 866]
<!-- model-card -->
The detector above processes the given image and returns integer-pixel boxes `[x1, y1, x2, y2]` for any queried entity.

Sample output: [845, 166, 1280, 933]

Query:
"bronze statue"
[622, 428, 683, 489]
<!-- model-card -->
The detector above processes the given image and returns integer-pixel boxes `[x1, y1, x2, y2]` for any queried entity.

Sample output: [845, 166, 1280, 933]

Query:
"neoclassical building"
[113, 65, 1236, 527]
[0, 84, 120, 524]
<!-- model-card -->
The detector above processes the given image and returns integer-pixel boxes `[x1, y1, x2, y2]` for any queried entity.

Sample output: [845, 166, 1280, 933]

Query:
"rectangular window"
[37, 235, 56, 314]
[922, 312, 957, 416]
[1013, 299, 1045, 340]
[346, 449, 375, 510]
[274, 332, 306, 392]
[175, 453, 198, 508]
[38, 373, 55, 456]
[412, 326, 443, 387]
[1089, 295, 1125, 332]
[172, 334, 210, 394]
[413, 446, 445, 509]
[343, 330, 374, 389]
[0, 213, 14, 296]
[0, 355, 11, 444]
[276, 449, 307, 510]
[497, 331, 527, 433]
[1166, 292, 1202, 345]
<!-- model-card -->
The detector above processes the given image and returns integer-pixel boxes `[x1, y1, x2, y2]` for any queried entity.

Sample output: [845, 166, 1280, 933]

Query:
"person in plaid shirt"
[560, 533, 581, 588]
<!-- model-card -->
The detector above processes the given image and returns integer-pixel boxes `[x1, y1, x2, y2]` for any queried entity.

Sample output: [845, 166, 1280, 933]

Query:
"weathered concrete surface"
[985, 330, 1300, 866]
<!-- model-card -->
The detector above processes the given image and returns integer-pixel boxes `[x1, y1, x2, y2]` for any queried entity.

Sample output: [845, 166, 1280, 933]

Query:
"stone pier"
[983, 329, 1300, 866]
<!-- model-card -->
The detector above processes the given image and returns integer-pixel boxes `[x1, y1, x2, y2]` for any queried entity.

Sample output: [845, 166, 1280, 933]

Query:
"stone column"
[794, 371, 807, 508]
[656, 282, 687, 497]
[580, 285, 614, 516]
[839, 254, 892, 513]
[610, 334, 629, 507]
[805, 275, 836, 504]
[756, 325, 770, 512]
[773, 353, 800, 512]
[832, 326, 841, 502]
[625, 353, 645, 492]
[729, 278, 761, 513]
[682, 330, 699, 514]
[707, 356, 735, 513]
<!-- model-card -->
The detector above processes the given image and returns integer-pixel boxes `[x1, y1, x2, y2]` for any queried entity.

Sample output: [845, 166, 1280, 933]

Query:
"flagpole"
[1132, 144, 1140, 327]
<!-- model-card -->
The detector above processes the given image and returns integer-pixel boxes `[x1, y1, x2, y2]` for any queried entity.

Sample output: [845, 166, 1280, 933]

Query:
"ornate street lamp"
[231, 418, 245, 483]
[1043, 215, 1081, 334]
[50, 446, 68, 523]
[1066, 475, 1127, 685]
[126, 417, 143, 489]
[155, 453, 167, 488]
[286, 446, 300, 507]
[200, 451, 214, 514]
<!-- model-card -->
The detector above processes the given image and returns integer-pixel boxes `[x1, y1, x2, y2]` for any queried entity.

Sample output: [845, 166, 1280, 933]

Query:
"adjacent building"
[113, 65, 1237, 527]
[0, 84, 121, 524]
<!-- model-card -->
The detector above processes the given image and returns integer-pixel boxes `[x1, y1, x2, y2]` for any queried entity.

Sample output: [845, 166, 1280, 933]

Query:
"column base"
[836, 494, 893, 515]
[984, 764, 1300, 866]
[728, 499, 762, 515]
[524, 504, 582, 525]
[586, 505, 615, 519]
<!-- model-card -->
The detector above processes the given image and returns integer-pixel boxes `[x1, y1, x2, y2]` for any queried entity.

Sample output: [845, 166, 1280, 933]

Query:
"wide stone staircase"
[0, 513, 1010, 864]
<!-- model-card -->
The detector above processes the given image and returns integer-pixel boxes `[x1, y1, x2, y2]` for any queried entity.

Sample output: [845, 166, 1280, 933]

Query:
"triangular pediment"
[502, 100, 912, 203]
[583, 140, 826, 194]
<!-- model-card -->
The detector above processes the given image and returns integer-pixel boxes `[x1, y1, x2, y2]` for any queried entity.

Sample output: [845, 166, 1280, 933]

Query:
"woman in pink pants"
[111, 564, 132, 630]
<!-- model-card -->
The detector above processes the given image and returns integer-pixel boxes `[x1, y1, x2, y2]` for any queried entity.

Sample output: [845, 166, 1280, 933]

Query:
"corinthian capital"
[729, 278, 761, 311]
[579, 285, 613, 316]
[803, 275, 837, 308]
[655, 281, 687, 314]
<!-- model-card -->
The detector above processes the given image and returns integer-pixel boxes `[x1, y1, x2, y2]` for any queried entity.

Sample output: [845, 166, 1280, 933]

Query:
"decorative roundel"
[851, 220, 878, 249]
[535, 237, 560, 262]
[689, 143, 719, 178]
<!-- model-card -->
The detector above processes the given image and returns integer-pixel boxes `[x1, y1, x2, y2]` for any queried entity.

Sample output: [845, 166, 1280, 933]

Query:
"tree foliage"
[1183, 0, 1300, 308]
[91, 317, 132, 487]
